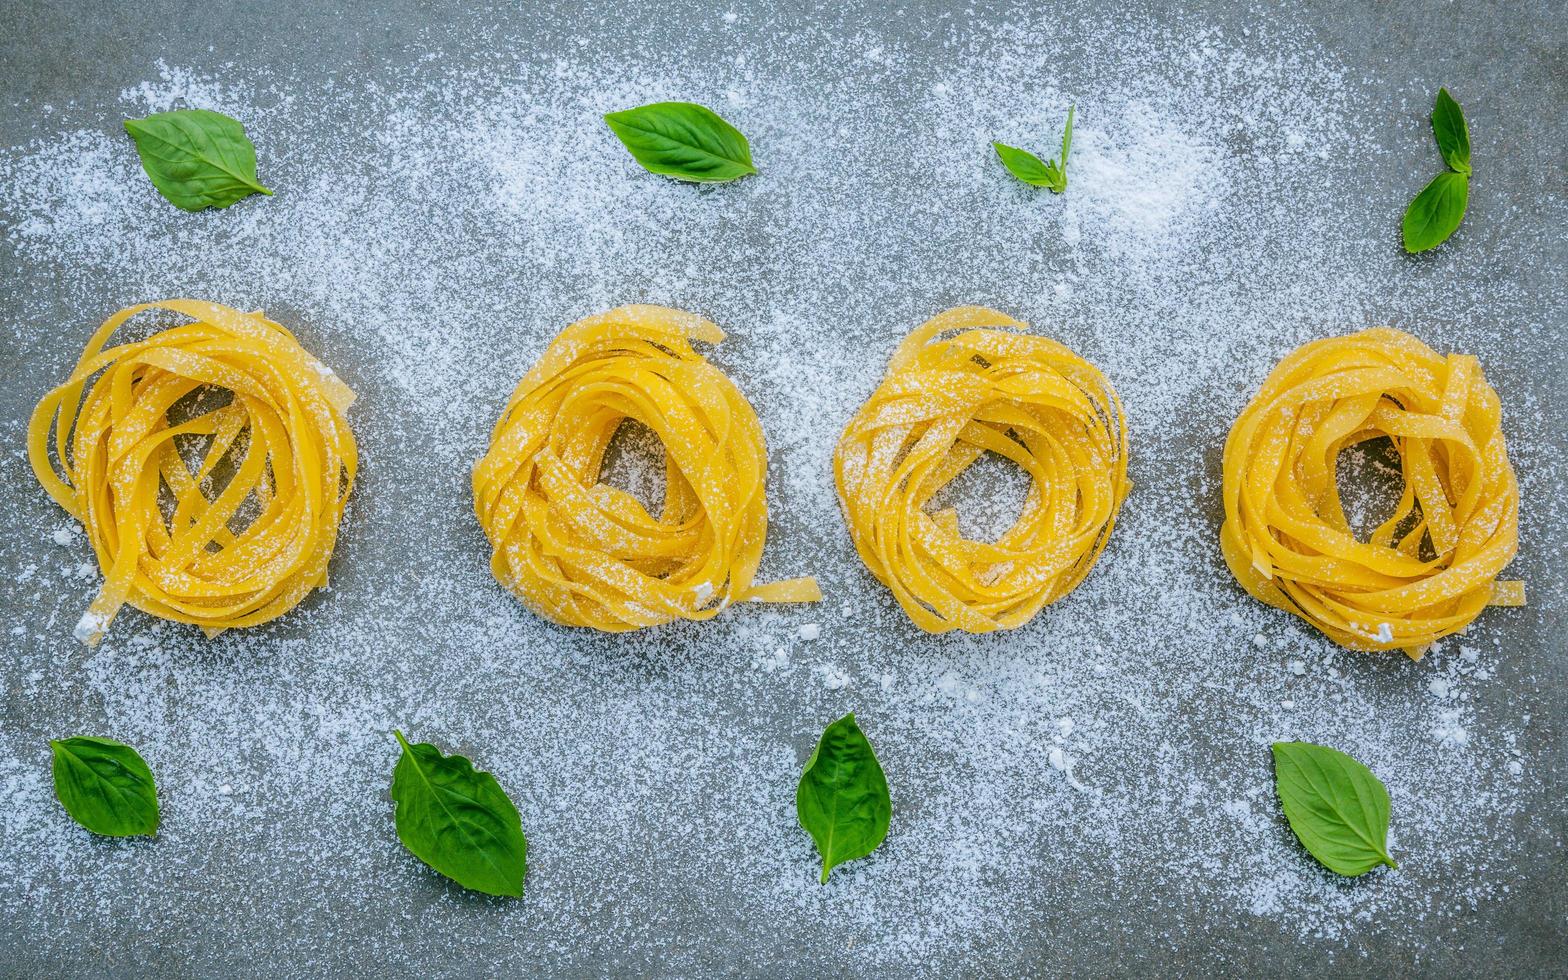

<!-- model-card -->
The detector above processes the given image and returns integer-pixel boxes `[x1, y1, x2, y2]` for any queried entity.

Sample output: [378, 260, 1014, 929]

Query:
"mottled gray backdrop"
[1, 1, 1565, 977]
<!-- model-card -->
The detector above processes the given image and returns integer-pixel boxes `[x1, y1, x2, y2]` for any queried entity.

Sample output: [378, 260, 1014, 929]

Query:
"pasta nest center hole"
[925, 446, 1033, 545]
[597, 416, 669, 518]
[1332, 435, 1420, 549]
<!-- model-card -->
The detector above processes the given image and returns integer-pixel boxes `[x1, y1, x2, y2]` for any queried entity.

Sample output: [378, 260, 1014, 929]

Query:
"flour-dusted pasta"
[28, 300, 357, 645]
[1220, 327, 1522, 658]
[835, 307, 1130, 634]
[473, 304, 819, 631]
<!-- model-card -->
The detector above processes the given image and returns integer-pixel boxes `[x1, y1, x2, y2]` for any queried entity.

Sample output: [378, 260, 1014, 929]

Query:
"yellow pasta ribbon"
[835, 306, 1131, 634]
[473, 304, 819, 631]
[1220, 327, 1521, 658]
[27, 300, 357, 646]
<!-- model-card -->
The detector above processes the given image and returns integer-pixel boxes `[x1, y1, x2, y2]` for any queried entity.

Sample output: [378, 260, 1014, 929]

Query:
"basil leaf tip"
[50, 735, 160, 837]
[993, 103, 1073, 194]
[604, 101, 757, 184]
[797, 712, 891, 883]
[1430, 86, 1471, 176]
[389, 730, 529, 897]
[1271, 741, 1396, 877]
[123, 108, 272, 212]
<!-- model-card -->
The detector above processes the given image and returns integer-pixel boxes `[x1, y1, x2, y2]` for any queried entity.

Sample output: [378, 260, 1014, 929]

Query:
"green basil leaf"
[123, 108, 273, 212]
[1057, 103, 1074, 189]
[796, 712, 891, 883]
[993, 141, 1057, 188]
[993, 105, 1073, 194]
[1271, 741, 1397, 876]
[1401, 170, 1469, 253]
[50, 736, 159, 837]
[389, 731, 527, 897]
[1431, 87, 1471, 175]
[603, 101, 757, 183]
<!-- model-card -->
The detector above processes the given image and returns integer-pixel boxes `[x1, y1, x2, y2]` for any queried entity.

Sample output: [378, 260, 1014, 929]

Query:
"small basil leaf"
[389, 731, 528, 897]
[50, 736, 159, 837]
[1271, 741, 1397, 876]
[1430, 87, 1471, 175]
[1057, 103, 1074, 189]
[123, 108, 273, 212]
[993, 105, 1073, 194]
[797, 712, 891, 883]
[603, 101, 757, 183]
[993, 141, 1057, 188]
[1401, 170, 1469, 253]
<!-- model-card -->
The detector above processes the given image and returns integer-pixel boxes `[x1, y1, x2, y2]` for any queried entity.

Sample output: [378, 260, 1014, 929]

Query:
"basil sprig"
[1272, 741, 1397, 876]
[993, 104, 1074, 194]
[389, 731, 529, 897]
[50, 736, 160, 837]
[1402, 87, 1471, 253]
[124, 108, 272, 211]
[604, 101, 757, 183]
[797, 713, 891, 883]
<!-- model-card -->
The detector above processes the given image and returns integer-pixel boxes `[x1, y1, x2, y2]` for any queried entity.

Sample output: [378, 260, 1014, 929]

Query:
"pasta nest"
[834, 306, 1130, 634]
[28, 300, 357, 645]
[473, 304, 819, 631]
[1220, 327, 1522, 657]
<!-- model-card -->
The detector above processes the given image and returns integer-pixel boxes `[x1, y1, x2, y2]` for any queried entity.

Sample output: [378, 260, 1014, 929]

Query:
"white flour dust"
[0, 6, 1563, 977]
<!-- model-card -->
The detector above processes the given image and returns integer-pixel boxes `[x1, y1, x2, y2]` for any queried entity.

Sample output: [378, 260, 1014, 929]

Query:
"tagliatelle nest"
[834, 306, 1130, 634]
[1220, 327, 1522, 658]
[28, 300, 357, 645]
[472, 304, 819, 631]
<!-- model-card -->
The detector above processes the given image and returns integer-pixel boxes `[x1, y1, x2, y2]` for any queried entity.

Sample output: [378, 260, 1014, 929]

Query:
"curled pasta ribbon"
[835, 306, 1130, 634]
[28, 300, 357, 646]
[1220, 328, 1522, 658]
[473, 304, 820, 631]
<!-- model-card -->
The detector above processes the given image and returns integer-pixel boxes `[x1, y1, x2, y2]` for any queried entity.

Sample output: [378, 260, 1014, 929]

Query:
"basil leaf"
[992, 104, 1073, 194]
[123, 108, 273, 211]
[796, 712, 891, 883]
[993, 141, 1057, 187]
[1058, 103, 1074, 188]
[1271, 741, 1397, 876]
[1431, 87, 1471, 175]
[50, 736, 159, 837]
[603, 102, 757, 183]
[1401, 170, 1469, 253]
[389, 731, 527, 897]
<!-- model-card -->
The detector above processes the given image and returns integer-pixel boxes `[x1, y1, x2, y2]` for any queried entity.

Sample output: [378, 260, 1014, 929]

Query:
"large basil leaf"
[1401, 170, 1468, 253]
[50, 736, 160, 837]
[1272, 741, 1397, 876]
[796, 713, 891, 883]
[389, 731, 528, 897]
[1430, 87, 1471, 175]
[123, 108, 273, 211]
[603, 101, 757, 183]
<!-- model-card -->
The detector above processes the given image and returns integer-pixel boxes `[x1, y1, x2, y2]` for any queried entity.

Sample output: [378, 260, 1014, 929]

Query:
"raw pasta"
[835, 306, 1130, 634]
[1220, 327, 1522, 658]
[27, 300, 357, 645]
[473, 304, 819, 631]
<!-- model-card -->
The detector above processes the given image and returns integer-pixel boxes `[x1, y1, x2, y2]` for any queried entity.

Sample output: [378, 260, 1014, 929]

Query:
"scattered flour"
[0, 4, 1563, 977]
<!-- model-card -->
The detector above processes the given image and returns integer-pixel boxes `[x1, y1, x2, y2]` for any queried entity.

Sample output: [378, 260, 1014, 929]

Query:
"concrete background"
[1, 1, 1564, 977]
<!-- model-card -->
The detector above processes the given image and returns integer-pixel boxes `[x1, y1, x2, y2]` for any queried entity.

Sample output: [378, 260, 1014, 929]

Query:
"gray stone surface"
[0, 0, 1564, 977]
